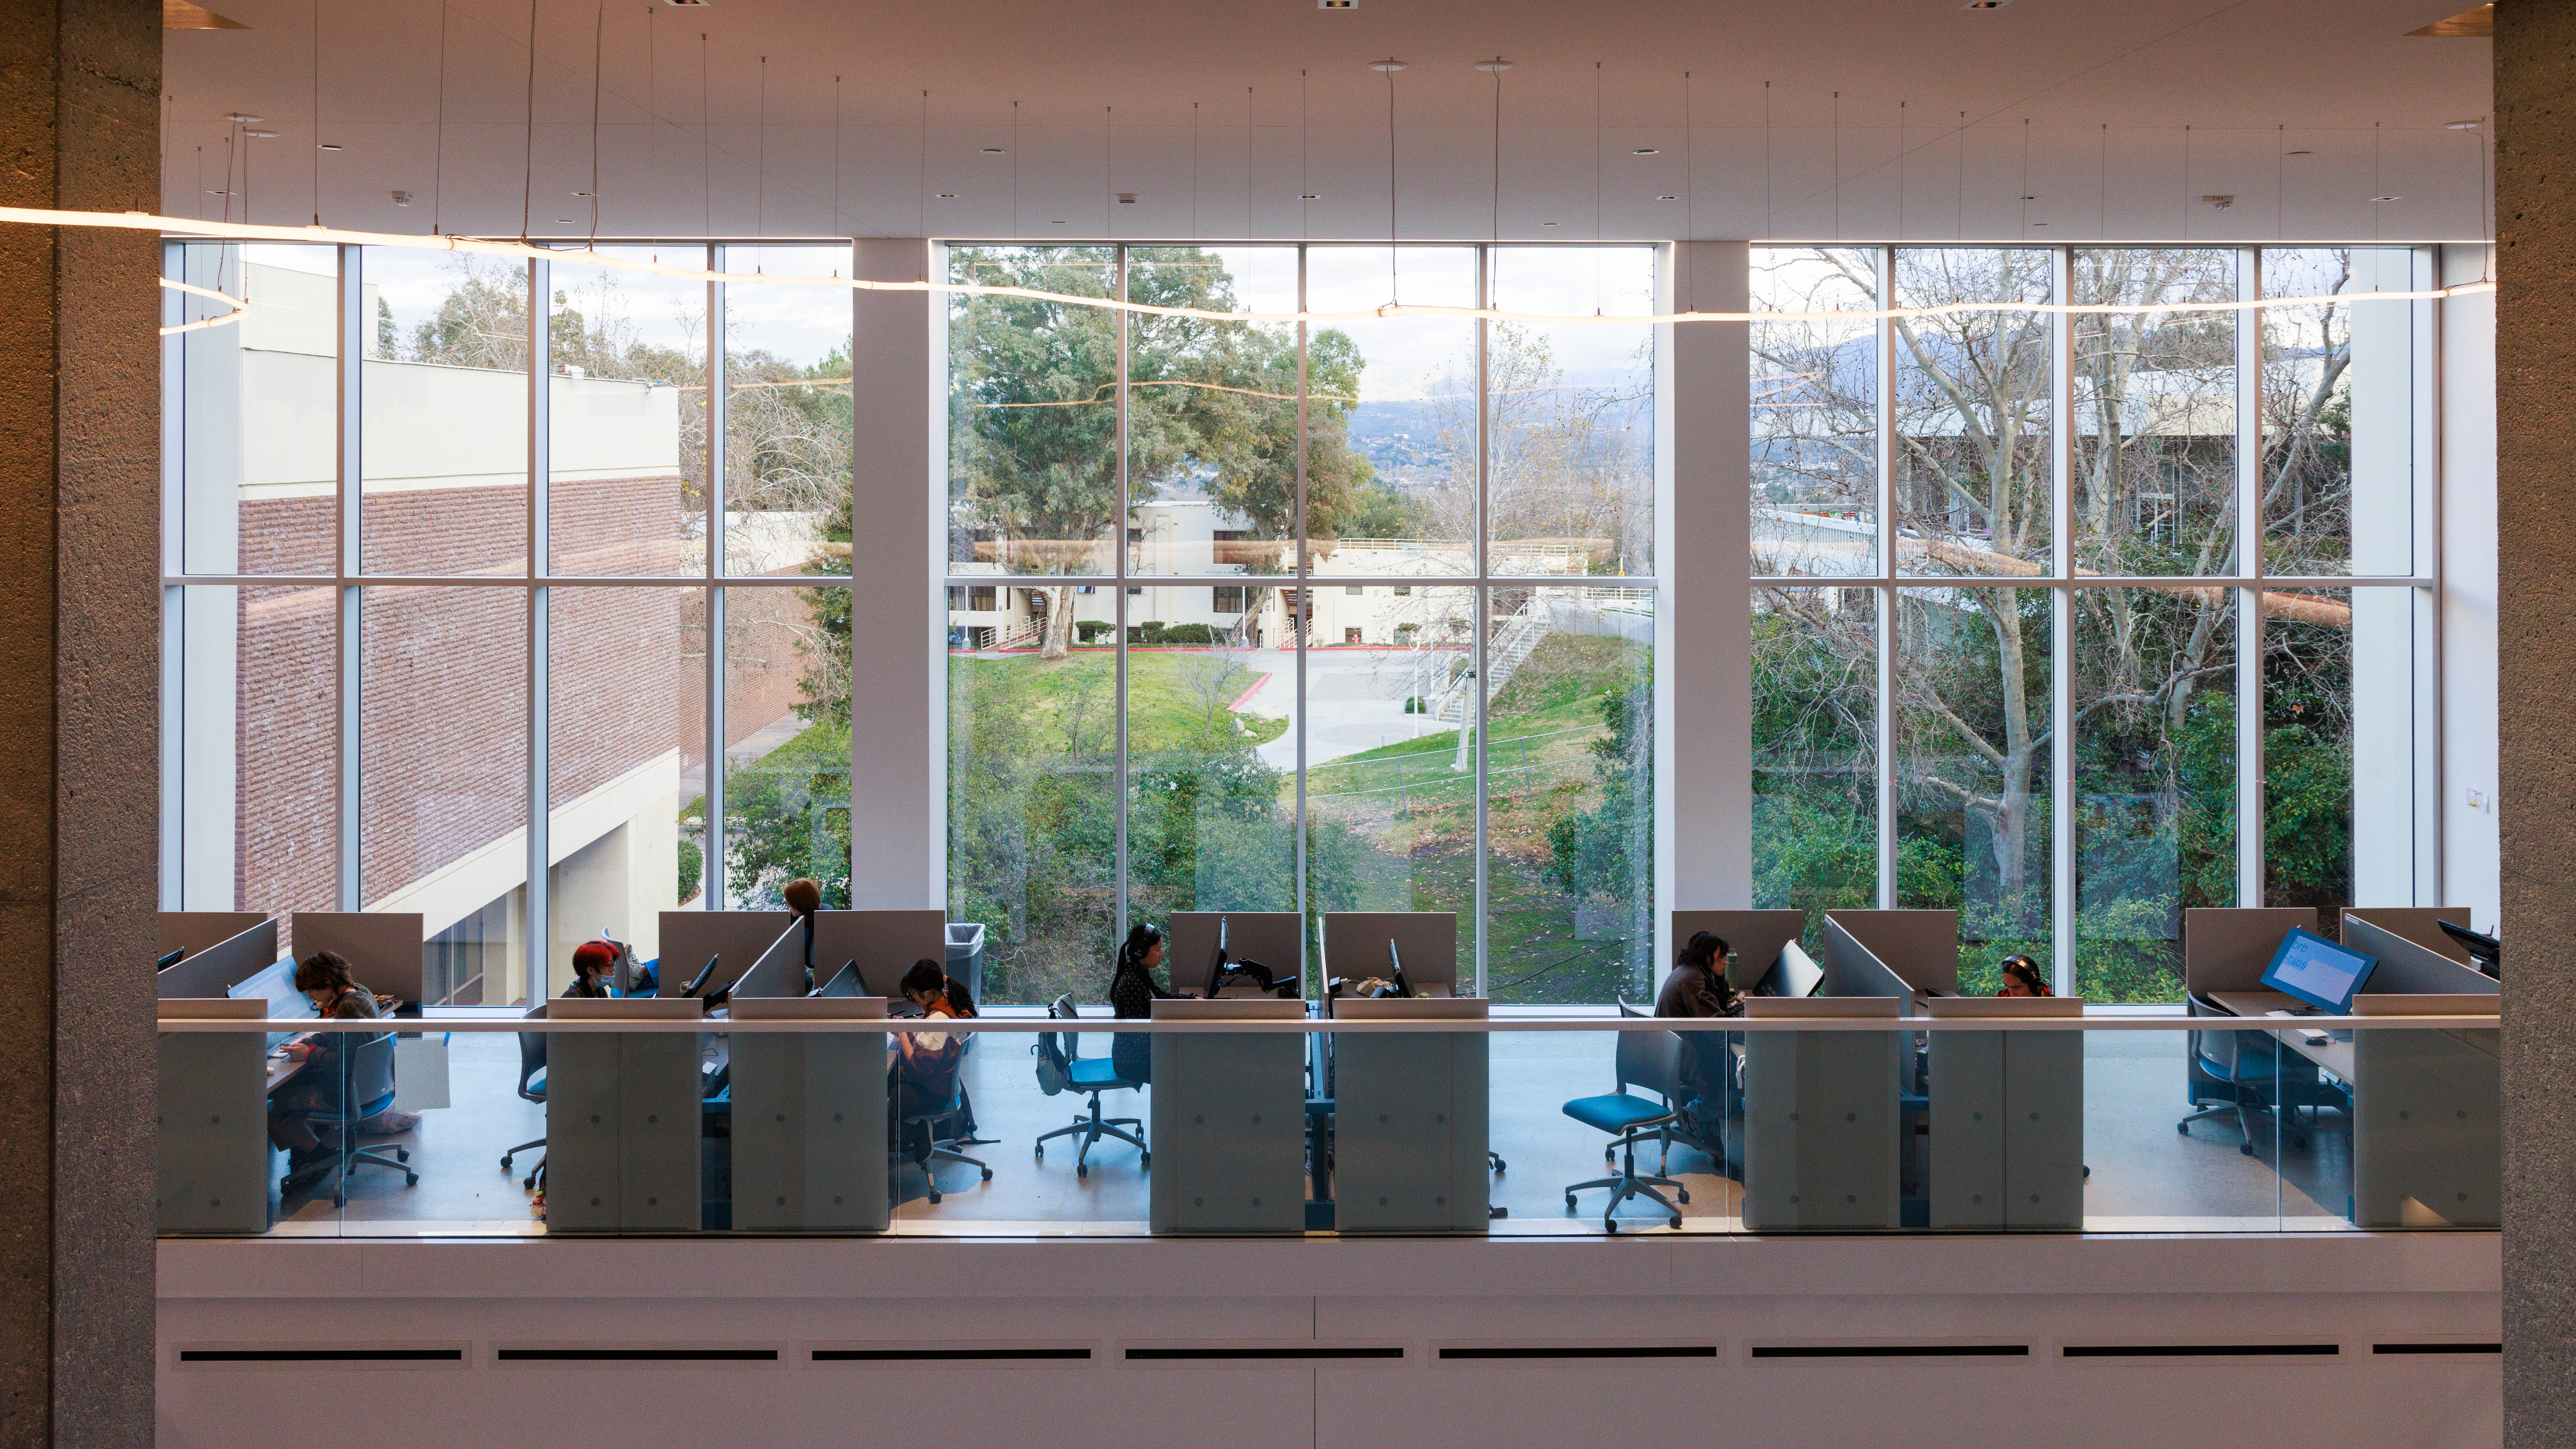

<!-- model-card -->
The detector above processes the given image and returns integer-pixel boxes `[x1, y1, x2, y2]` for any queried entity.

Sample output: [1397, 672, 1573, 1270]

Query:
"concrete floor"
[264, 1021, 2366, 1237]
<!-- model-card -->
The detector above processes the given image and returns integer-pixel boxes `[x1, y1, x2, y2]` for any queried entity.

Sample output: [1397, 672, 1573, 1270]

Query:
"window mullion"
[705, 245, 727, 912]
[2050, 245, 2076, 995]
[1115, 244, 1131, 946]
[1875, 245, 1897, 908]
[2236, 247, 2265, 910]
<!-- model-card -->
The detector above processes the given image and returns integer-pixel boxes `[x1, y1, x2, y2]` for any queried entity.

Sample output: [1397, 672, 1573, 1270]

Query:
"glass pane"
[2264, 586, 2398, 918]
[1483, 585, 1655, 1004]
[1751, 247, 1878, 577]
[1305, 246, 1477, 575]
[548, 587, 703, 986]
[362, 250, 530, 576]
[722, 245, 852, 577]
[947, 245, 1120, 591]
[546, 245, 707, 576]
[2262, 247, 2419, 578]
[2070, 248, 2236, 577]
[1892, 248, 2052, 576]
[947, 616, 1117, 1006]
[170, 242, 339, 576]
[2072, 587, 2237, 1003]
[1123, 631, 1297, 930]
[1752, 585, 1880, 932]
[1300, 585, 1478, 975]
[1487, 246, 1657, 578]
[1894, 585, 2052, 992]
[171, 583, 337, 951]
[721, 581, 851, 909]
[1125, 245, 1302, 579]
[359, 586, 530, 1004]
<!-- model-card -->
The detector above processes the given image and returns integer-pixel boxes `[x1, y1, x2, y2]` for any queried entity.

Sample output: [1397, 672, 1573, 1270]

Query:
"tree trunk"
[1040, 585, 1076, 659]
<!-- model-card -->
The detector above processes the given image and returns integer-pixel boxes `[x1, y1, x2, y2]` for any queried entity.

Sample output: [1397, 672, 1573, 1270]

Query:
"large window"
[162, 242, 851, 1002]
[1753, 245, 2432, 1001]
[946, 243, 1659, 1004]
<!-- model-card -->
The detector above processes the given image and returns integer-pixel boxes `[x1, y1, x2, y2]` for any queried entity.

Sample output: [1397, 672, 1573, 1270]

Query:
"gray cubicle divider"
[1328, 997, 1489, 1233]
[1740, 996, 1904, 1230]
[2350, 995, 2500, 1229]
[657, 909, 796, 998]
[2341, 907, 2481, 968]
[807, 909, 948, 1001]
[2180, 907, 2322, 995]
[1819, 915, 1921, 1010]
[291, 912, 427, 1005]
[1669, 910, 1807, 995]
[157, 914, 278, 1000]
[731, 921, 811, 1001]
[1925, 997, 2086, 1230]
[2341, 913, 2499, 995]
[1171, 911, 1305, 996]
[1321, 912, 1458, 994]
[1149, 998, 1308, 1234]
[1823, 909, 1959, 995]
[727, 996, 890, 1232]
[543, 997, 705, 1233]
[156, 998, 273, 1234]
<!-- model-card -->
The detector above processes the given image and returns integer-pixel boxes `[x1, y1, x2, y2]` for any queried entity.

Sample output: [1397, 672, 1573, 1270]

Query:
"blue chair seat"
[1066, 1058, 1131, 1092]
[1562, 1093, 1674, 1135]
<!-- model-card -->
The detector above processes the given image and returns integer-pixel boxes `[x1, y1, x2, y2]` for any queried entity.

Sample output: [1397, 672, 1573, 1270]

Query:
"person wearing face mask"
[266, 950, 391, 1182]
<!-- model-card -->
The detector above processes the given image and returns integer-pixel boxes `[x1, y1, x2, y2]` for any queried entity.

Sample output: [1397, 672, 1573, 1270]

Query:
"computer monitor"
[678, 953, 722, 1000]
[813, 960, 862, 998]
[226, 956, 316, 1049]
[156, 947, 184, 971]
[1204, 915, 1231, 998]
[2261, 927, 2379, 1013]
[2438, 919, 2502, 981]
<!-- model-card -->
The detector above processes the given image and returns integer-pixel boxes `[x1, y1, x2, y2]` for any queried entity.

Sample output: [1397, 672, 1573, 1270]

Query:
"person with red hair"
[563, 939, 619, 998]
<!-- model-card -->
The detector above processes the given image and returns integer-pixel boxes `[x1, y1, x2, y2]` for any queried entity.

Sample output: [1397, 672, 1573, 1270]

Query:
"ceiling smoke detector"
[1117, 193, 1137, 204]
[390, 190, 413, 207]
[2203, 194, 2234, 210]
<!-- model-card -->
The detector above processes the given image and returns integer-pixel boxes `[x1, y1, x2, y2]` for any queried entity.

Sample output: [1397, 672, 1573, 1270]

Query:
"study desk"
[2208, 989, 2354, 1080]
[264, 1049, 305, 1093]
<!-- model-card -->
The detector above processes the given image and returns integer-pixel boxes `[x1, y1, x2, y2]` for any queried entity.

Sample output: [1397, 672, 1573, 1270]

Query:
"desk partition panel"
[291, 912, 427, 1006]
[157, 914, 277, 1000]
[657, 909, 795, 998]
[727, 996, 889, 1231]
[1148, 998, 1308, 1234]
[1321, 912, 1458, 995]
[808, 909, 948, 1002]
[1329, 997, 1490, 1233]
[1170, 911, 1305, 998]
[543, 997, 706, 1233]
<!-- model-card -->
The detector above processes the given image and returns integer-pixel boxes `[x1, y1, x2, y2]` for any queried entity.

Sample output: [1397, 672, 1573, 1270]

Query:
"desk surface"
[265, 1049, 305, 1093]
[2209, 990, 2354, 1080]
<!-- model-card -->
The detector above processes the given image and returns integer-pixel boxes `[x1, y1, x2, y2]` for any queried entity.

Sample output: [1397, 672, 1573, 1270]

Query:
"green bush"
[1075, 620, 1115, 644]
[1156, 623, 1218, 645]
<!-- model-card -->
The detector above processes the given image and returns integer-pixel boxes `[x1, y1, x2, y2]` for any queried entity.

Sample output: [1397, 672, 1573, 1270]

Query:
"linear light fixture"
[47, 206, 2494, 330]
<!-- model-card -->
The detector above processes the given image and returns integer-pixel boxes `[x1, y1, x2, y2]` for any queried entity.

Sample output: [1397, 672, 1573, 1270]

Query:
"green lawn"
[947, 648, 1290, 753]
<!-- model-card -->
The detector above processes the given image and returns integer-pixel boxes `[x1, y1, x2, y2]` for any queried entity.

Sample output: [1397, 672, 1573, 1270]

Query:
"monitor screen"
[2261, 927, 2378, 1012]
[816, 961, 861, 998]
[1758, 941, 1824, 999]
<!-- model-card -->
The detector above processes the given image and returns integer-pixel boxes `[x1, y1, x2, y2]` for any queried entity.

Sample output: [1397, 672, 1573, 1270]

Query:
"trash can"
[946, 922, 986, 1007]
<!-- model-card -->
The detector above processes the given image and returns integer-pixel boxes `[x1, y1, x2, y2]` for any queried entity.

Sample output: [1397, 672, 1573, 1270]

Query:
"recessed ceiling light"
[1632, 148, 1659, 156]
[2287, 149, 2313, 156]
[1542, 221, 1558, 227]
[1301, 193, 1319, 200]
[317, 142, 342, 151]
[2446, 119, 2483, 130]
[1051, 219, 1067, 225]
[555, 218, 573, 223]
[1319, 0, 1353, 8]
[1656, 194, 1677, 201]
[937, 193, 956, 199]
[1369, 59, 1407, 72]
[1963, 0, 2007, 8]
[1474, 58, 1513, 72]
[983, 147, 1005, 153]
[2372, 195, 2403, 203]
[244, 129, 278, 139]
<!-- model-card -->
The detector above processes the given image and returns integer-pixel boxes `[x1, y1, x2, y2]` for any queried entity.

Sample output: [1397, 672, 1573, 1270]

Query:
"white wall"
[2441, 245, 2500, 931]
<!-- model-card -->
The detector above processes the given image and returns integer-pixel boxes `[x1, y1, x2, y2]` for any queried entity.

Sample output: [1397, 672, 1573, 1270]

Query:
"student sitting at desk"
[1995, 954, 2054, 997]
[267, 950, 389, 1182]
[562, 939, 617, 998]
[890, 959, 978, 1152]
[1655, 931, 1744, 1144]
[1109, 922, 1184, 1086]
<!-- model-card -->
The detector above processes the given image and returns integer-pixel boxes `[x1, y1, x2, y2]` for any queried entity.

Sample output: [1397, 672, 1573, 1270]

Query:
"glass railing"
[152, 1005, 2499, 1238]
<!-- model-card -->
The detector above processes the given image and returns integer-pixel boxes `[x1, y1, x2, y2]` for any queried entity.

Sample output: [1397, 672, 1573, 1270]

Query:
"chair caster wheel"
[981, 1167, 994, 1181]
[1565, 1196, 1577, 1213]
[1076, 1163, 1088, 1178]
[1140, 1153, 1151, 1169]
[1678, 1189, 1691, 1204]
[522, 1176, 537, 1190]
[332, 1192, 346, 1208]
[1605, 1220, 1620, 1234]
[394, 1148, 410, 1163]
[2239, 1142, 2255, 1156]
[2176, 1123, 2188, 1135]
[929, 1191, 942, 1204]
[405, 1173, 419, 1186]
[1491, 1158, 1506, 1173]
[1034, 1147, 1044, 1160]
[1669, 1217, 1683, 1230]
[502, 1155, 515, 1170]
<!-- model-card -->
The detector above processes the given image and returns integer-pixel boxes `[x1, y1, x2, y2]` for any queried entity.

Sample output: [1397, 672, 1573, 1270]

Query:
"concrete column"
[0, 0, 163, 1446]
[1662, 241, 1754, 961]
[845, 240, 940, 909]
[2496, 4, 2576, 1443]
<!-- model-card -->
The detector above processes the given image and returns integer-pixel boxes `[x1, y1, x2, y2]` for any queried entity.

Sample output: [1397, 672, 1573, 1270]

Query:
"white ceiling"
[162, 0, 2497, 243]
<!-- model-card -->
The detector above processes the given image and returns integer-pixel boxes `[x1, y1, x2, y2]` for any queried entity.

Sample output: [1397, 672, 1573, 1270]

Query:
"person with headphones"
[1108, 922, 1190, 1085]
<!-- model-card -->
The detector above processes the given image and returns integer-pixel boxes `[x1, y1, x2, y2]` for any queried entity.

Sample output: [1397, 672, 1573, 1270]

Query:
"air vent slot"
[1439, 1345, 1717, 1361]
[2373, 1342, 2501, 1355]
[2063, 1344, 2338, 1359]
[1751, 1343, 2028, 1360]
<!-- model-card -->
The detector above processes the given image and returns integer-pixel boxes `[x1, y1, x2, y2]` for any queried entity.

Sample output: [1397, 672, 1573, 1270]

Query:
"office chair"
[893, 1039, 992, 1206]
[1560, 1017, 1692, 1232]
[1033, 995, 1149, 1176]
[2177, 994, 2335, 1153]
[1607, 997, 1726, 1176]
[501, 1004, 546, 1189]
[278, 1033, 418, 1209]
